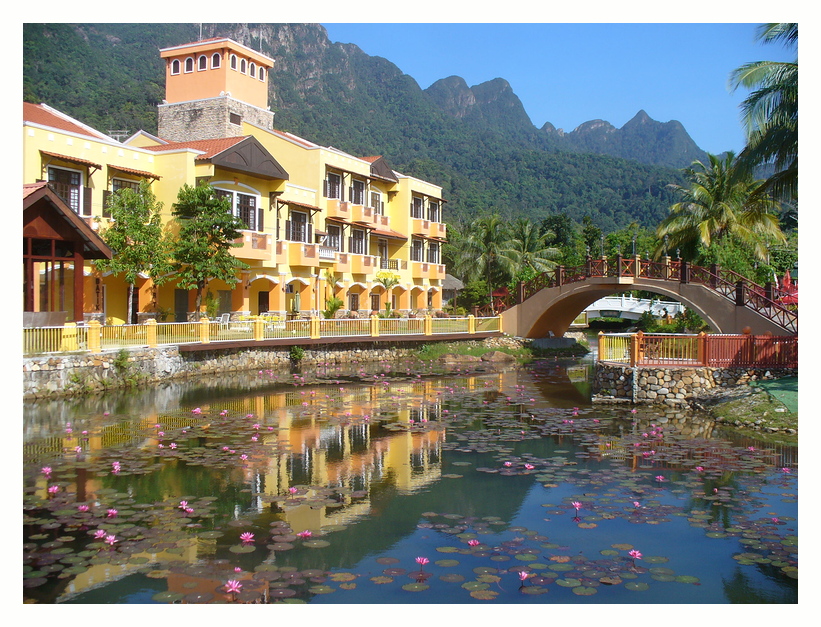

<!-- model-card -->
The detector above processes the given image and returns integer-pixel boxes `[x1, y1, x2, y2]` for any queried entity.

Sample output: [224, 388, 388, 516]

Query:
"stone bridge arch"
[500, 276, 792, 338]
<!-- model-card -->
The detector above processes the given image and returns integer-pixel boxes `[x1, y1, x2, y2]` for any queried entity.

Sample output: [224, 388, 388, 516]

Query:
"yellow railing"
[597, 333, 632, 363]
[23, 314, 502, 356]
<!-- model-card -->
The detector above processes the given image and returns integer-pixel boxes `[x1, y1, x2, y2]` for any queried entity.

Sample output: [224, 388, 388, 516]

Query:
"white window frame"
[197, 55, 207, 71]
[214, 186, 262, 232]
[230, 54, 238, 70]
[184, 57, 194, 73]
[48, 165, 85, 215]
[240, 58, 247, 74]
[258, 67, 265, 81]
[170, 59, 181, 75]
[411, 238, 424, 262]
[249, 62, 256, 77]
[411, 196, 424, 219]
[326, 172, 341, 199]
[211, 53, 221, 69]
[351, 179, 365, 205]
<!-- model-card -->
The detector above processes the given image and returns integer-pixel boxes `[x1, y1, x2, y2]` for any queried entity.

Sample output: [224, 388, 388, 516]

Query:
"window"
[428, 201, 440, 223]
[230, 113, 242, 125]
[326, 225, 342, 251]
[171, 59, 181, 75]
[427, 241, 440, 264]
[214, 188, 261, 231]
[249, 62, 256, 76]
[230, 54, 238, 70]
[258, 67, 265, 81]
[370, 294, 381, 312]
[287, 210, 310, 242]
[325, 172, 341, 199]
[411, 196, 424, 219]
[198, 55, 207, 70]
[112, 178, 140, 193]
[349, 229, 366, 255]
[48, 166, 84, 215]
[348, 292, 360, 312]
[184, 57, 194, 73]
[411, 238, 424, 262]
[370, 191, 383, 214]
[240, 58, 247, 73]
[211, 53, 221, 68]
[351, 180, 365, 205]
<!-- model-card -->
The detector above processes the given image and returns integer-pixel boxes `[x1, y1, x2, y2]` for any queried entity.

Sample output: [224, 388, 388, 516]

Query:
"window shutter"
[306, 224, 313, 243]
[83, 187, 92, 216]
[323, 179, 328, 197]
[102, 190, 111, 218]
[285, 220, 292, 241]
[257, 204, 264, 232]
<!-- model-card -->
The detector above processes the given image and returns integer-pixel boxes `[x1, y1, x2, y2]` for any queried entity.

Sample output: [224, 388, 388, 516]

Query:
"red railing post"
[697, 331, 707, 366]
[616, 254, 623, 277]
[557, 265, 565, 287]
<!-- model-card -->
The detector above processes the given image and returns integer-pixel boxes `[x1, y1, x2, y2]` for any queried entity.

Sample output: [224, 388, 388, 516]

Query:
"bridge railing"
[597, 331, 797, 369]
[492, 256, 797, 333]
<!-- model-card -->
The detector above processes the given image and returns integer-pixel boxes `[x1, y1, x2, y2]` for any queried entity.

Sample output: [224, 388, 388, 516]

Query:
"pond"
[23, 357, 798, 605]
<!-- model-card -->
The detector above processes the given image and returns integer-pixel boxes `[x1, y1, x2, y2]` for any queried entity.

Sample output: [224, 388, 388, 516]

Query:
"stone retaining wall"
[23, 343, 421, 399]
[593, 363, 797, 406]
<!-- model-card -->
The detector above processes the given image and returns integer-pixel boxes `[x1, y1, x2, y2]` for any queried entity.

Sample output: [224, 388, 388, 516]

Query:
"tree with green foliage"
[449, 214, 518, 311]
[171, 183, 249, 317]
[656, 152, 785, 263]
[93, 180, 173, 323]
[730, 23, 797, 204]
[507, 217, 560, 274]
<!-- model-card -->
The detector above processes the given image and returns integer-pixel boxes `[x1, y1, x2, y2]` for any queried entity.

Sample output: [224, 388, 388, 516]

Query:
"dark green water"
[23, 358, 797, 604]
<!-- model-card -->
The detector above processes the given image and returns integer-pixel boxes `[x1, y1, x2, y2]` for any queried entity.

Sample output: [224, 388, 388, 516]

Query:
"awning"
[40, 150, 102, 171]
[371, 227, 407, 240]
[108, 164, 161, 180]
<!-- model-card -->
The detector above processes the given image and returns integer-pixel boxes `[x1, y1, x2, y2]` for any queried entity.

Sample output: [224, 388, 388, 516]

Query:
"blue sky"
[321, 22, 796, 155]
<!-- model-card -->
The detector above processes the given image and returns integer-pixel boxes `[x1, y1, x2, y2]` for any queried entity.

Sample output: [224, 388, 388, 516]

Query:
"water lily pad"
[303, 539, 330, 548]
[402, 583, 429, 592]
[556, 578, 582, 587]
[370, 576, 393, 584]
[152, 591, 184, 603]
[572, 586, 597, 595]
[435, 559, 460, 567]
[309, 585, 335, 594]
[625, 582, 650, 591]
[470, 589, 498, 600]
[439, 573, 465, 583]
[675, 575, 700, 584]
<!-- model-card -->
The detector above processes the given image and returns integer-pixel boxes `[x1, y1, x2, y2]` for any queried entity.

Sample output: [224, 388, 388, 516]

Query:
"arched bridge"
[496, 256, 797, 338]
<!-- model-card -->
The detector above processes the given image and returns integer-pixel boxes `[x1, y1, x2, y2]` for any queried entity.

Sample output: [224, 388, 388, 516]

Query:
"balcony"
[232, 232, 272, 261]
[325, 199, 351, 220]
[411, 261, 445, 280]
[411, 218, 446, 240]
[350, 254, 378, 275]
[286, 242, 319, 267]
[318, 246, 337, 261]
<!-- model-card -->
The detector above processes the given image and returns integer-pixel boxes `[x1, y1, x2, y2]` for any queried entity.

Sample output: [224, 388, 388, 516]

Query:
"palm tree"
[507, 217, 560, 274]
[450, 214, 518, 311]
[730, 23, 797, 203]
[656, 152, 785, 262]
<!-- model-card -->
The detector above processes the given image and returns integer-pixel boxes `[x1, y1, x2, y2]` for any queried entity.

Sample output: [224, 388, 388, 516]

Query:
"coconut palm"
[656, 152, 785, 262]
[730, 23, 797, 203]
[507, 217, 560, 274]
[450, 214, 518, 311]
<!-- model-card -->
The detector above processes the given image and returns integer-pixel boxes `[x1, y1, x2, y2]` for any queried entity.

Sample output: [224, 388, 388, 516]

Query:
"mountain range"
[23, 22, 716, 231]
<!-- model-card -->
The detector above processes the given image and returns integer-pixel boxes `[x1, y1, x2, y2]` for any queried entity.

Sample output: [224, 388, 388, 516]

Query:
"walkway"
[753, 377, 798, 413]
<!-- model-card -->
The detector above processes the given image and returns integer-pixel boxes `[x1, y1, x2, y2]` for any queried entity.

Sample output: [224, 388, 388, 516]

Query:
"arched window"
[184, 57, 194, 73]
[230, 54, 237, 70]
[249, 62, 256, 77]
[171, 59, 181, 75]
[258, 67, 265, 81]
[198, 55, 207, 70]
[240, 58, 246, 74]
[211, 53, 221, 69]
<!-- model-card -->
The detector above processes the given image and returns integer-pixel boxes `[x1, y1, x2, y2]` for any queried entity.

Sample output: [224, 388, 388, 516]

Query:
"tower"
[157, 38, 275, 141]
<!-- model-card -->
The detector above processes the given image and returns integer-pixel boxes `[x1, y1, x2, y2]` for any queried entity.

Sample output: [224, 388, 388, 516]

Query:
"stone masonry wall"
[593, 363, 797, 406]
[158, 97, 274, 142]
[23, 343, 419, 400]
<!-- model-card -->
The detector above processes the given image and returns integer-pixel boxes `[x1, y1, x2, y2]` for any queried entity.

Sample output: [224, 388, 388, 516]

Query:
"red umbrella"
[781, 270, 793, 291]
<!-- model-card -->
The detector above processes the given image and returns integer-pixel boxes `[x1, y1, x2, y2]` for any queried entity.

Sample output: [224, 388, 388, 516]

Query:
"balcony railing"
[23, 315, 503, 356]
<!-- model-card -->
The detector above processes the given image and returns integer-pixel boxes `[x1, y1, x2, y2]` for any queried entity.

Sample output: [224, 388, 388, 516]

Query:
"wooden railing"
[23, 315, 502, 357]
[597, 331, 797, 369]
[480, 256, 796, 333]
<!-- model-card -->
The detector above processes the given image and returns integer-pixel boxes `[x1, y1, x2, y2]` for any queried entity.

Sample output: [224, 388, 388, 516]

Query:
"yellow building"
[23, 37, 447, 325]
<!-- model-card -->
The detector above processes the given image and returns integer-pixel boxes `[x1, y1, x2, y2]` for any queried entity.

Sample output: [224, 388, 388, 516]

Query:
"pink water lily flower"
[571, 501, 582, 510]
[47, 485, 59, 495]
[107, 508, 118, 518]
[179, 500, 188, 509]
[41, 466, 52, 476]
[224, 580, 242, 594]
[288, 487, 298, 494]
[94, 529, 107, 539]
[239, 532, 255, 543]
[415, 557, 429, 566]
[467, 539, 480, 546]
[78, 504, 90, 512]
[191, 407, 202, 414]
[105, 534, 117, 546]
[296, 530, 312, 539]
[628, 549, 642, 560]
[519, 570, 530, 582]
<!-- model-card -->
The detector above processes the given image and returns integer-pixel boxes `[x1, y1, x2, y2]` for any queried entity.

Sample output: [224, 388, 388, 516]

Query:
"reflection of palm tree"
[730, 23, 797, 204]
[656, 152, 785, 261]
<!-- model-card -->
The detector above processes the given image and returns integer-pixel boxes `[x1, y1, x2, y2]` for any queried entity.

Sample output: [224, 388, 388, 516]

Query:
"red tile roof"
[23, 102, 112, 141]
[142, 136, 247, 159]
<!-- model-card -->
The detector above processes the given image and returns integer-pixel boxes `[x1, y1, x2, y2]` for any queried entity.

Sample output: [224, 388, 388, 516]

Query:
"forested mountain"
[22, 22, 710, 231]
